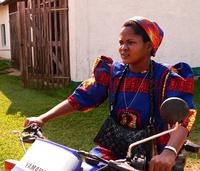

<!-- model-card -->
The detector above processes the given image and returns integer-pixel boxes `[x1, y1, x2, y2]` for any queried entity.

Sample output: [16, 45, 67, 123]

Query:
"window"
[1, 24, 6, 46]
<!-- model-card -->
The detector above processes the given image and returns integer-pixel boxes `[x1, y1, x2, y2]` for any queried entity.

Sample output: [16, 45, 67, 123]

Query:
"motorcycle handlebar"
[23, 125, 43, 137]
[22, 125, 44, 143]
[21, 124, 199, 171]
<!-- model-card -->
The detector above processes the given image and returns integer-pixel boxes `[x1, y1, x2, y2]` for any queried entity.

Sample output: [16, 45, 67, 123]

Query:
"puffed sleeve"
[166, 62, 197, 132]
[67, 56, 113, 112]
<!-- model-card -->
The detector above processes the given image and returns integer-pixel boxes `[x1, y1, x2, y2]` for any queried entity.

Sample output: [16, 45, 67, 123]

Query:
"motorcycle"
[4, 97, 200, 171]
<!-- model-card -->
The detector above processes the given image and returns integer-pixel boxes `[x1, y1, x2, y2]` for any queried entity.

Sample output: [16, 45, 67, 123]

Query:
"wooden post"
[61, 0, 70, 86]
[17, 1, 29, 88]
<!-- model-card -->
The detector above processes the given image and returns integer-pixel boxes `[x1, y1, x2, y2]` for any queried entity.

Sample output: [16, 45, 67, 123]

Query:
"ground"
[5, 68, 21, 76]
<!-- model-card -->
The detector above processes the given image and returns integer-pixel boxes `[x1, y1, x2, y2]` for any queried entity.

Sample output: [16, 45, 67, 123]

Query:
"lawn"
[0, 60, 199, 170]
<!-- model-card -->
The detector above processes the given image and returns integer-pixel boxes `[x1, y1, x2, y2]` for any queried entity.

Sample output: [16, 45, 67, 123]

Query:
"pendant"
[120, 112, 137, 128]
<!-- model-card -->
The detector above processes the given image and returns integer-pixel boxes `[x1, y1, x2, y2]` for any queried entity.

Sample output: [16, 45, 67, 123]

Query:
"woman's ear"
[147, 42, 154, 52]
[146, 42, 154, 55]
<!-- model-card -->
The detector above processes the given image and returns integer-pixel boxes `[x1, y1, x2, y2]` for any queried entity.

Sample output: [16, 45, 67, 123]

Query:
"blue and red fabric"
[68, 56, 197, 161]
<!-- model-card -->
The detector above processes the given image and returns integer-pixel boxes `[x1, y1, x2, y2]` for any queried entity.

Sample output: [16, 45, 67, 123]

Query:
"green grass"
[0, 60, 199, 170]
[0, 59, 10, 75]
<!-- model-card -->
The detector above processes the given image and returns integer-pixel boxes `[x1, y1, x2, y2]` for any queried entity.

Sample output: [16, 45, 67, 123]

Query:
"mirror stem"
[127, 122, 179, 158]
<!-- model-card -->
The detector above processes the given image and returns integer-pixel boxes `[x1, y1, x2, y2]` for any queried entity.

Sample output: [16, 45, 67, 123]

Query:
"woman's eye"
[119, 40, 136, 47]
[119, 41, 124, 46]
[128, 41, 135, 45]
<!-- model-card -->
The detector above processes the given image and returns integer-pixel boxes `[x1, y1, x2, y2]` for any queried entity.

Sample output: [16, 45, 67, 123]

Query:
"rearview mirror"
[160, 97, 189, 125]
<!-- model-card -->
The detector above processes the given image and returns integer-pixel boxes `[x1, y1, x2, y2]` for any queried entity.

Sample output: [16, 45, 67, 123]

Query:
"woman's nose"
[120, 43, 128, 50]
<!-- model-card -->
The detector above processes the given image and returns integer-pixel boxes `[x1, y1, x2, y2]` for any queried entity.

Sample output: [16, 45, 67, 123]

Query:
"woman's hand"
[149, 125, 188, 171]
[24, 116, 45, 128]
[149, 149, 176, 171]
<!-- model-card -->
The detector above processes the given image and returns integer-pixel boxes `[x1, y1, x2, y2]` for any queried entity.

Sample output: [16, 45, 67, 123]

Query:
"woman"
[24, 16, 197, 171]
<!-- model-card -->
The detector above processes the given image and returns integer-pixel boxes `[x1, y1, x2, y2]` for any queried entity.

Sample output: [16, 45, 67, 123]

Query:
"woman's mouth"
[121, 53, 129, 59]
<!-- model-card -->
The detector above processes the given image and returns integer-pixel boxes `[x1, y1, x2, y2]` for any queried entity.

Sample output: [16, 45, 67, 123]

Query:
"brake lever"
[22, 135, 37, 143]
[183, 140, 200, 154]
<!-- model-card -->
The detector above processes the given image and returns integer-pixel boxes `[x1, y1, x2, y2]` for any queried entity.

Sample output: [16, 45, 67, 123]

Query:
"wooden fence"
[10, 11, 21, 70]
[10, 0, 70, 89]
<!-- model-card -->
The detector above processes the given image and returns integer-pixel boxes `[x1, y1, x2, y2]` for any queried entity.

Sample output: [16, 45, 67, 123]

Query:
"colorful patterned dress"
[68, 56, 197, 161]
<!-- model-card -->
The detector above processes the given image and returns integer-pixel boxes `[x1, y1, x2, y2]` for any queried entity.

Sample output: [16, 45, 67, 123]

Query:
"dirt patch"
[5, 68, 21, 76]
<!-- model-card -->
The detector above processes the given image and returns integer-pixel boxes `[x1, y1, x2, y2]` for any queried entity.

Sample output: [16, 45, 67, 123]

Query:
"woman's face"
[118, 26, 153, 71]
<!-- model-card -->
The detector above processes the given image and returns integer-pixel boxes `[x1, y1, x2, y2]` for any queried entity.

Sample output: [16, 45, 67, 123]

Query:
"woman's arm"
[24, 99, 77, 127]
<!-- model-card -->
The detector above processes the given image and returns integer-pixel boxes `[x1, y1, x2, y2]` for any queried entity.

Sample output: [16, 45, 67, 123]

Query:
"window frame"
[1, 24, 6, 46]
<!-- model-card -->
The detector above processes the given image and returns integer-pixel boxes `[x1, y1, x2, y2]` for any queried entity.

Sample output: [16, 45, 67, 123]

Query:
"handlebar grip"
[171, 152, 187, 171]
[171, 165, 184, 171]
[23, 125, 34, 132]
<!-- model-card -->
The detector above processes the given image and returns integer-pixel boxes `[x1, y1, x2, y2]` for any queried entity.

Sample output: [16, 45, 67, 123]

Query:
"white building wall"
[0, 5, 11, 60]
[68, 0, 200, 82]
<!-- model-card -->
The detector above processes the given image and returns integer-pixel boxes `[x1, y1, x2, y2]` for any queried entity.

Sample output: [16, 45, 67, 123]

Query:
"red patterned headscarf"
[127, 16, 164, 57]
